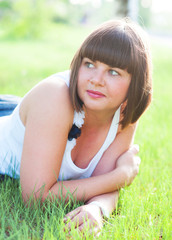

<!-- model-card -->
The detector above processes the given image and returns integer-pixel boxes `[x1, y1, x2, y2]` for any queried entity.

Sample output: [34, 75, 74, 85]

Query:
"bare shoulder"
[20, 74, 74, 198]
[20, 74, 74, 127]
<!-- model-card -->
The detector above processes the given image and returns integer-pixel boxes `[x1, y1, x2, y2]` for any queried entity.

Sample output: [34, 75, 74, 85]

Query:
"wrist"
[88, 201, 110, 219]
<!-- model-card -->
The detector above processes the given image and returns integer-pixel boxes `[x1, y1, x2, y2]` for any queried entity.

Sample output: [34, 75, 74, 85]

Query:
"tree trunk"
[115, 0, 139, 22]
[117, 0, 128, 16]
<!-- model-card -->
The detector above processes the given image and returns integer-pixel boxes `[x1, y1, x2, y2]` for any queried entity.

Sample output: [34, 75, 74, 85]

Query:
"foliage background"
[0, 0, 172, 40]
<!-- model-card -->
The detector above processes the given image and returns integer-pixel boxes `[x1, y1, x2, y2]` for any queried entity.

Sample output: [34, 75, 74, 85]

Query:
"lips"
[87, 90, 105, 98]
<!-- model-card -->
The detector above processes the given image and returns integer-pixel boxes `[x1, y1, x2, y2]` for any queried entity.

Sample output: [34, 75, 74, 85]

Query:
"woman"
[0, 19, 152, 233]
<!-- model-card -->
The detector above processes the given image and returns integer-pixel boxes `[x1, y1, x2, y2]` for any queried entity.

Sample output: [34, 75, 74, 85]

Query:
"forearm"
[46, 167, 127, 202]
[86, 191, 119, 217]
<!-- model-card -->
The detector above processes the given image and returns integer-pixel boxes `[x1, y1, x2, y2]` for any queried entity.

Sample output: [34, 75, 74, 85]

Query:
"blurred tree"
[116, 0, 128, 16]
[0, 0, 12, 19]
[115, 0, 139, 22]
[0, 0, 53, 39]
[115, 0, 152, 27]
[0, 0, 11, 11]
[51, 0, 73, 23]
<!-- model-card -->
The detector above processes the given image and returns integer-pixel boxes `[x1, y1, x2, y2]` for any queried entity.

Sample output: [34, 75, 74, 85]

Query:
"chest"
[71, 127, 109, 169]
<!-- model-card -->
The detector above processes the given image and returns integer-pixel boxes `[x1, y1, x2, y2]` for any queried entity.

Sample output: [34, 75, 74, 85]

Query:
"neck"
[83, 107, 117, 129]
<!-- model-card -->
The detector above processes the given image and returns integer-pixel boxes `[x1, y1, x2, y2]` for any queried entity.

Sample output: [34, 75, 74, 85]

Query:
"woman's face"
[77, 57, 131, 115]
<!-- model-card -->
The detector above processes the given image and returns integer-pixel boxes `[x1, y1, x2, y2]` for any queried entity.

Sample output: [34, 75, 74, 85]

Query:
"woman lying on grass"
[0, 18, 152, 235]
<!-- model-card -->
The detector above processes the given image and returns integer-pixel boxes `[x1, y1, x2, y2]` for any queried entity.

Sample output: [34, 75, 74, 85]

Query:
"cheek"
[109, 82, 130, 100]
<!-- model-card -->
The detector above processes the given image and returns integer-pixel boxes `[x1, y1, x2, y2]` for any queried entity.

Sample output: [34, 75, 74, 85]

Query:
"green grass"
[0, 25, 172, 239]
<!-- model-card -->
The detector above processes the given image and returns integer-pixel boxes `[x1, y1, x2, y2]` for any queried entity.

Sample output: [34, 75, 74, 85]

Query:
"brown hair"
[69, 18, 152, 129]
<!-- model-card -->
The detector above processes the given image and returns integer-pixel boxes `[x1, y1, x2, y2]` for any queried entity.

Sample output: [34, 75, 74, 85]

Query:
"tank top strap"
[88, 106, 121, 165]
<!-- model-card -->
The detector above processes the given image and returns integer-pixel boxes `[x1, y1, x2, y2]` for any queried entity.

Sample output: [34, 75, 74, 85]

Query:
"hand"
[63, 203, 103, 236]
[115, 144, 141, 185]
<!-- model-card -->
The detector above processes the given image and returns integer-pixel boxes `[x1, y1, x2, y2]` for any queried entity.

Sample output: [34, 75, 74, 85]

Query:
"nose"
[90, 69, 105, 86]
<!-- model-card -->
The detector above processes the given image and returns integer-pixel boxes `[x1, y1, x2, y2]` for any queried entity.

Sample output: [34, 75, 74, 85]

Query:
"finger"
[133, 156, 141, 176]
[78, 223, 85, 232]
[88, 225, 101, 237]
[65, 211, 85, 230]
[130, 144, 139, 154]
[65, 208, 81, 218]
[72, 212, 85, 227]
[134, 156, 141, 165]
[78, 221, 100, 236]
[137, 156, 141, 165]
[64, 209, 81, 222]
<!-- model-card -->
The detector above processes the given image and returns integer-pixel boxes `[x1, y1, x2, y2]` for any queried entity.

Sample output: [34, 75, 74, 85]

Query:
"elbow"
[20, 182, 49, 204]
[21, 189, 49, 205]
[121, 166, 137, 187]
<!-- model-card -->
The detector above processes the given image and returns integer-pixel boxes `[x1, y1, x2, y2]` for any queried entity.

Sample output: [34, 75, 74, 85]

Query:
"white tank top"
[0, 71, 120, 180]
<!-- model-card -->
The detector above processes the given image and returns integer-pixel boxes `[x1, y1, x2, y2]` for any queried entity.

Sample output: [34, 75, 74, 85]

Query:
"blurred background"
[0, 0, 172, 40]
[0, 0, 172, 95]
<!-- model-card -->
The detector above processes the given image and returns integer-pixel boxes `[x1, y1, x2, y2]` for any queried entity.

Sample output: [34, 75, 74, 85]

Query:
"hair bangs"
[80, 29, 134, 72]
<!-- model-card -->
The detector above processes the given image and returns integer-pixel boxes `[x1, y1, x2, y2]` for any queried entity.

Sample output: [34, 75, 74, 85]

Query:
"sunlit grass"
[0, 25, 172, 239]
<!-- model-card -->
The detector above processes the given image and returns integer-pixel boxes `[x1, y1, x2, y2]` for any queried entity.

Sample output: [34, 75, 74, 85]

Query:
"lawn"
[0, 24, 172, 239]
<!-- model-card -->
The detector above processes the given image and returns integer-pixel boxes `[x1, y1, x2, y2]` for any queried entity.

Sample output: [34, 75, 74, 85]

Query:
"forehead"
[80, 28, 134, 73]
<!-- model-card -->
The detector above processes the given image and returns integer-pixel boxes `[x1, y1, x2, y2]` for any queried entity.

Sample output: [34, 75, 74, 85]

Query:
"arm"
[83, 123, 138, 213]
[79, 125, 140, 224]
[20, 79, 74, 201]
[64, 145, 140, 233]
[84, 144, 140, 217]
[47, 163, 132, 202]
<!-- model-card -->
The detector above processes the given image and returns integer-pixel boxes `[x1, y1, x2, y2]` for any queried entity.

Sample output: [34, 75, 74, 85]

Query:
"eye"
[109, 69, 119, 76]
[83, 59, 95, 69]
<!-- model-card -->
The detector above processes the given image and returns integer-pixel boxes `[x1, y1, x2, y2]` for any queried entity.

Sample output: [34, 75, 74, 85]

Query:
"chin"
[84, 102, 107, 112]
